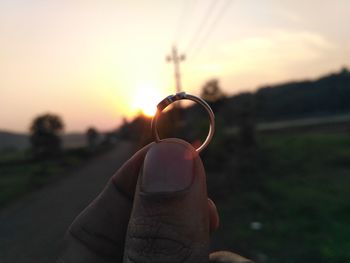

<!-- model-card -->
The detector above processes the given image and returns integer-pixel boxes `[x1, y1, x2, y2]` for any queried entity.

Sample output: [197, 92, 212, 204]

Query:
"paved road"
[0, 141, 134, 263]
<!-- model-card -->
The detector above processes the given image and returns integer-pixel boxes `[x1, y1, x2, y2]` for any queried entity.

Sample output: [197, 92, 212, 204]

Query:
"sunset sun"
[132, 86, 162, 117]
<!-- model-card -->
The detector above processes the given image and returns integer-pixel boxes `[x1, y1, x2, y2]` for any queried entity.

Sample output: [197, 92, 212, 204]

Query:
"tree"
[30, 113, 64, 159]
[200, 79, 225, 103]
[86, 127, 99, 151]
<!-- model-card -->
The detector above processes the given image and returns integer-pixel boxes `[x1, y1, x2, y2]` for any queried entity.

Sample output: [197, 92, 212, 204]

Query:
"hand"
[58, 139, 253, 263]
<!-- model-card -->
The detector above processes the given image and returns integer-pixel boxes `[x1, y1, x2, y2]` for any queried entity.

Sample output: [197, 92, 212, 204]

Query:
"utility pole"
[166, 45, 185, 129]
[166, 45, 185, 95]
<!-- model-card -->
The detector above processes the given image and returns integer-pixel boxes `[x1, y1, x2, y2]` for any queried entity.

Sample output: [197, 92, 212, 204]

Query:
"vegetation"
[86, 127, 99, 151]
[195, 69, 350, 263]
[200, 78, 225, 102]
[0, 117, 116, 207]
[207, 133, 350, 263]
[30, 113, 64, 159]
[231, 67, 350, 123]
[0, 147, 88, 206]
[1, 68, 350, 261]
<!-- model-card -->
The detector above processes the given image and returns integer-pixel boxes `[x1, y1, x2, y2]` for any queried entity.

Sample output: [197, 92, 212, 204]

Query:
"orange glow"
[132, 85, 162, 117]
[1, 1, 349, 132]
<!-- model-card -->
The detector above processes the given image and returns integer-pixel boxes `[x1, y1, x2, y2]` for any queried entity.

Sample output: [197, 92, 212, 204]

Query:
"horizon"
[1, 66, 348, 135]
[1, 0, 350, 133]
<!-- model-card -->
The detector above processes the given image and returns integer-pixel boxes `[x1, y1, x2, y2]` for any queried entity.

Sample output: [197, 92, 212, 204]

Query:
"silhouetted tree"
[200, 79, 225, 103]
[235, 93, 256, 148]
[255, 67, 350, 121]
[86, 127, 99, 151]
[30, 113, 64, 159]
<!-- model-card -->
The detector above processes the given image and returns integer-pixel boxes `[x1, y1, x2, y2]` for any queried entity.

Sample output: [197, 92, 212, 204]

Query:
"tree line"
[233, 67, 350, 123]
[29, 67, 350, 158]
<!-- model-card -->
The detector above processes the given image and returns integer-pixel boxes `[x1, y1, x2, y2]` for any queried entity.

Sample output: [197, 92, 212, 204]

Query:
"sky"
[1, 0, 350, 133]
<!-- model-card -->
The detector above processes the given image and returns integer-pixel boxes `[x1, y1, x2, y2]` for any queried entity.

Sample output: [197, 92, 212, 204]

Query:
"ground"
[0, 141, 134, 263]
[1, 133, 349, 263]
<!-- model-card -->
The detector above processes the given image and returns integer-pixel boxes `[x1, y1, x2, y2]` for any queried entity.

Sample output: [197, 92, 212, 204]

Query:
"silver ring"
[151, 92, 215, 153]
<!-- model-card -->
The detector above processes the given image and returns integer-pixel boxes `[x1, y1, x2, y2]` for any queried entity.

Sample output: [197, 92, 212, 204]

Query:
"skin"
[58, 139, 253, 263]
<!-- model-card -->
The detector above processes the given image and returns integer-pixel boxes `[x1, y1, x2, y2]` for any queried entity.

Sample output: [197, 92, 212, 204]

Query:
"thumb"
[124, 139, 210, 263]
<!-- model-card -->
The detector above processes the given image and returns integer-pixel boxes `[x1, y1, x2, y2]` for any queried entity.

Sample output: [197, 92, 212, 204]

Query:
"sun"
[132, 86, 162, 117]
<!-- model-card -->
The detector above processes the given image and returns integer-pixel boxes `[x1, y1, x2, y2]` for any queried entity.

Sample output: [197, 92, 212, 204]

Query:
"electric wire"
[190, 0, 234, 59]
[173, 0, 198, 47]
[185, 0, 221, 55]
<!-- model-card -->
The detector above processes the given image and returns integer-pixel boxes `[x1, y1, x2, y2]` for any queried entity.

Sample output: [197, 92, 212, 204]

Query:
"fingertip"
[155, 138, 200, 158]
[112, 139, 204, 199]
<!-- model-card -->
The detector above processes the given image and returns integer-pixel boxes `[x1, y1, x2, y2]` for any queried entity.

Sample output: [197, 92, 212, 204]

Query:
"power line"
[166, 0, 233, 98]
[185, 0, 221, 54]
[190, 0, 234, 59]
[173, 0, 198, 45]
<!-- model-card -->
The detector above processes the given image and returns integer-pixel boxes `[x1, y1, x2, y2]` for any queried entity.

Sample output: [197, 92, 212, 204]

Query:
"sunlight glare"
[132, 85, 162, 117]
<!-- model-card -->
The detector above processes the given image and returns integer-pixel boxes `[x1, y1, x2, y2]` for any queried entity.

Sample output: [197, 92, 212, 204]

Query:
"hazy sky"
[1, 0, 350, 132]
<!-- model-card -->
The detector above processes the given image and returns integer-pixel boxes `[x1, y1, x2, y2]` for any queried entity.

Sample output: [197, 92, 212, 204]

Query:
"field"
[210, 133, 350, 263]
[0, 148, 89, 207]
[1, 127, 349, 263]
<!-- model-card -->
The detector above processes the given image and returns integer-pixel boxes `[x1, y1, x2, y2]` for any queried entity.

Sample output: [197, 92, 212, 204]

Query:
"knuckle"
[125, 216, 193, 263]
[67, 207, 124, 260]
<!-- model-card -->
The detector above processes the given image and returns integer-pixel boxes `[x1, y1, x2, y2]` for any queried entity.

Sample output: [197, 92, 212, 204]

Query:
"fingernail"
[141, 141, 194, 193]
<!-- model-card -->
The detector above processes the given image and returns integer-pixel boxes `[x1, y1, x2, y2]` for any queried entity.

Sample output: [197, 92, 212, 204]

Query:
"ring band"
[151, 92, 215, 153]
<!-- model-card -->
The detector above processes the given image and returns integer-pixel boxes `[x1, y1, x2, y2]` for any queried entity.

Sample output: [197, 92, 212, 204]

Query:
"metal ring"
[151, 92, 215, 153]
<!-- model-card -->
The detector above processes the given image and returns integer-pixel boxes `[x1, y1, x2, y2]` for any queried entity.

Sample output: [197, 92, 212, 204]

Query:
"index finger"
[60, 144, 152, 262]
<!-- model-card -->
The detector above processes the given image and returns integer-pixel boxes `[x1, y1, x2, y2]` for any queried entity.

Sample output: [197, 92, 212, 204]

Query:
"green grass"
[0, 149, 29, 162]
[210, 133, 350, 263]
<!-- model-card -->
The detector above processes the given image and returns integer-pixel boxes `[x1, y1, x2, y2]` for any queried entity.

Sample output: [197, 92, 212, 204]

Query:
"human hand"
[58, 139, 253, 263]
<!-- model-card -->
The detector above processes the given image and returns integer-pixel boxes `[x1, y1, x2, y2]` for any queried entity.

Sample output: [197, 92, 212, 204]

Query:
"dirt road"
[0, 141, 135, 263]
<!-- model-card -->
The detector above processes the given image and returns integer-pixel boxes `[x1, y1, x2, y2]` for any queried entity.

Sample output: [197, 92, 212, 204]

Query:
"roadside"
[0, 141, 135, 263]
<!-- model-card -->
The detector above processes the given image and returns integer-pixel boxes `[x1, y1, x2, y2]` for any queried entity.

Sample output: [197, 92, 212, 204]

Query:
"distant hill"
[0, 131, 87, 152]
[0, 131, 29, 151]
[217, 67, 350, 126]
[254, 67, 350, 121]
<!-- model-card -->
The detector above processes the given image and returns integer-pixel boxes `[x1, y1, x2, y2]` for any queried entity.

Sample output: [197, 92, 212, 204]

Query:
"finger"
[208, 198, 220, 233]
[124, 139, 210, 263]
[60, 144, 152, 263]
[210, 251, 254, 263]
[112, 143, 154, 198]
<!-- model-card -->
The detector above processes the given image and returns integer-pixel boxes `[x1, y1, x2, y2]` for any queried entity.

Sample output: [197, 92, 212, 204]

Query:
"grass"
[209, 133, 350, 263]
[0, 149, 90, 207]
[1, 132, 349, 262]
